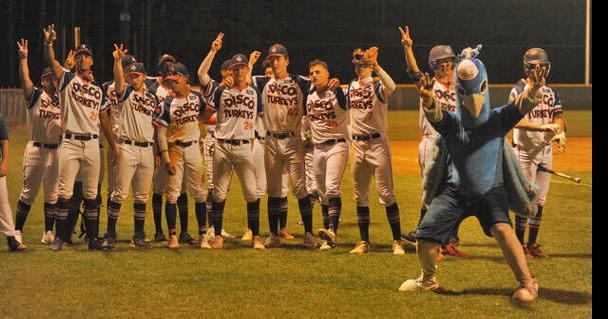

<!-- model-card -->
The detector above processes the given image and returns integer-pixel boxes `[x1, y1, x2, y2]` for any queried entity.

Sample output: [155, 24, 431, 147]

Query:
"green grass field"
[0, 111, 592, 318]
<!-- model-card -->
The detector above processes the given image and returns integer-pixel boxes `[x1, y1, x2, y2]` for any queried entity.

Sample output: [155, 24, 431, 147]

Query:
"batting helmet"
[523, 48, 551, 77]
[428, 45, 456, 70]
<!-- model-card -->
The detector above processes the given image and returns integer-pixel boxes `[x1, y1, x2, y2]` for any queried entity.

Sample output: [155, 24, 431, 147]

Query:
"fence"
[0, 89, 27, 125]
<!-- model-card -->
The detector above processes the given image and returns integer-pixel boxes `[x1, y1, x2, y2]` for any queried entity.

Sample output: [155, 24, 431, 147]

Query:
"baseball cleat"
[210, 236, 224, 249]
[264, 233, 281, 248]
[88, 238, 104, 250]
[221, 229, 236, 239]
[130, 232, 151, 248]
[527, 243, 548, 258]
[350, 241, 370, 254]
[168, 235, 180, 249]
[318, 229, 337, 247]
[14, 230, 23, 245]
[7, 236, 27, 252]
[102, 233, 117, 250]
[279, 227, 295, 240]
[178, 232, 196, 245]
[303, 232, 317, 249]
[41, 230, 55, 245]
[241, 228, 253, 241]
[392, 240, 406, 255]
[442, 243, 468, 257]
[154, 232, 167, 243]
[512, 278, 539, 302]
[398, 273, 439, 292]
[252, 235, 266, 250]
[198, 236, 212, 249]
[319, 240, 332, 251]
[48, 238, 63, 251]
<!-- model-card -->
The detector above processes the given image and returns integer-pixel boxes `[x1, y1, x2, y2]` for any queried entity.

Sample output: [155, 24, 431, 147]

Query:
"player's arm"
[197, 32, 223, 87]
[0, 116, 9, 177]
[17, 39, 35, 100]
[398, 25, 424, 83]
[247, 51, 262, 86]
[112, 44, 127, 98]
[42, 24, 65, 81]
[365, 47, 396, 98]
[511, 65, 546, 115]
[99, 111, 119, 166]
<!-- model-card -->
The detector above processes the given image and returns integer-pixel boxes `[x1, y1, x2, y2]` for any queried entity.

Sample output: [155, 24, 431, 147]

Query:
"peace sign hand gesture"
[17, 39, 28, 59]
[211, 32, 224, 53]
[398, 25, 413, 49]
[112, 43, 128, 62]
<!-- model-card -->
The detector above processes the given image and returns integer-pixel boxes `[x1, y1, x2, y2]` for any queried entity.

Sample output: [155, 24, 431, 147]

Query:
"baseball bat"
[74, 26, 80, 48]
[538, 165, 582, 184]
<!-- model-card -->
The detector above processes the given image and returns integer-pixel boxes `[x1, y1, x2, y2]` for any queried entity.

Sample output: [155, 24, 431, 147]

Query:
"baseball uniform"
[0, 113, 18, 239]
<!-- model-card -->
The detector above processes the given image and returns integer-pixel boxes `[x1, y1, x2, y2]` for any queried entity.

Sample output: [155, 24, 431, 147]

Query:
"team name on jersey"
[131, 93, 157, 116]
[266, 82, 299, 106]
[70, 82, 103, 110]
[172, 97, 200, 125]
[223, 94, 256, 120]
[39, 95, 61, 120]
[435, 89, 456, 112]
[307, 98, 338, 124]
[349, 84, 375, 110]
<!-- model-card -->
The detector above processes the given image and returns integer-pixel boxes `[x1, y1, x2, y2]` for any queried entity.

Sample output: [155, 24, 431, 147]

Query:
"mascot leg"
[399, 240, 440, 291]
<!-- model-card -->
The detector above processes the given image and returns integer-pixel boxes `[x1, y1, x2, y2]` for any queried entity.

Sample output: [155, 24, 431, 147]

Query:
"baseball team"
[0, 24, 568, 302]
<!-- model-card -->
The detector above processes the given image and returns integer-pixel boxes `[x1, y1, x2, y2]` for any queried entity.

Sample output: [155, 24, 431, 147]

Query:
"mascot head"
[455, 45, 490, 128]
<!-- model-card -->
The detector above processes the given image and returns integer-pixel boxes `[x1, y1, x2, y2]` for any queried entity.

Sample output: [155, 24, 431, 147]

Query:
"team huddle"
[0, 24, 568, 302]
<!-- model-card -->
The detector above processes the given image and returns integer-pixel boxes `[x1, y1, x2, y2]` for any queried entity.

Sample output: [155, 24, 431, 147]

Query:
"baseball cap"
[121, 55, 137, 68]
[266, 44, 288, 60]
[158, 54, 176, 67]
[227, 54, 249, 70]
[41, 67, 54, 79]
[74, 44, 93, 57]
[165, 62, 190, 80]
[125, 62, 146, 75]
[220, 59, 232, 71]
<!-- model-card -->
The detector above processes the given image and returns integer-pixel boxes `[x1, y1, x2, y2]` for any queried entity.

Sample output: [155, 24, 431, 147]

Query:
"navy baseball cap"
[227, 54, 249, 70]
[158, 54, 176, 67]
[121, 55, 137, 68]
[125, 62, 146, 75]
[75, 44, 93, 57]
[220, 59, 232, 71]
[266, 44, 288, 60]
[41, 67, 54, 80]
[165, 62, 189, 80]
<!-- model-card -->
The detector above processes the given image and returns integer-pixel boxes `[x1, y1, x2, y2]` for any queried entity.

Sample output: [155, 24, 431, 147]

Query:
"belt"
[267, 131, 295, 139]
[120, 139, 154, 147]
[32, 142, 59, 149]
[352, 133, 381, 141]
[255, 131, 265, 141]
[64, 133, 99, 141]
[173, 140, 197, 147]
[318, 138, 346, 146]
[218, 139, 250, 146]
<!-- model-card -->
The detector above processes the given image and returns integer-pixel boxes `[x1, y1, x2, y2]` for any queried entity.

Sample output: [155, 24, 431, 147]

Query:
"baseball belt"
[32, 142, 59, 149]
[352, 133, 381, 141]
[267, 131, 295, 139]
[317, 138, 347, 146]
[217, 139, 250, 146]
[173, 140, 198, 147]
[63, 133, 99, 141]
[120, 139, 154, 147]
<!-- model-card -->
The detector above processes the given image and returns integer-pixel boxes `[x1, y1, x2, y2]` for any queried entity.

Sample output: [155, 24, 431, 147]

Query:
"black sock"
[44, 202, 56, 232]
[14, 200, 32, 231]
[328, 197, 342, 233]
[357, 206, 370, 242]
[321, 205, 329, 229]
[107, 200, 121, 235]
[385, 203, 401, 241]
[165, 202, 177, 236]
[68, 183, 83, 236]
[279, 197, 288, 229]
[177, 193, 189, 233]
[528, 206, 543, 246]
[83, 199, 100, 239]
[195, 202, 206, 236]
[55, 200, 70, 241]
[515, 215, 528, 245]
[247, 199, 261, 236]
[152, 193, 163, 234]
[298, 195, 313, 234]
[134, 202, 146, 234]
[206, 192, 214, 230]
[213, 201, 226, 235]
[268, 197, 281, 235]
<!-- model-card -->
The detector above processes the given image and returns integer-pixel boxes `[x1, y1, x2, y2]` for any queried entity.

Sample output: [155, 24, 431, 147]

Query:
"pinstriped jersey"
[154, 90, 204, 143]
[419, 80, 456, 138]
[26, 87, 62, 143]
[113, 86, 159, 142]
[206, 85, 262, 140]
[305, 87, 349, 144]
[59, 71, 108, 135]
[347, 77, 388, 135]
[252, 74, 311, 134]
[510, 80, 563, 149]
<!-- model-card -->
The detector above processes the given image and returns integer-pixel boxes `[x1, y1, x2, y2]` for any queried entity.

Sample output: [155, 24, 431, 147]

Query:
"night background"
[0, 0, 591, 87]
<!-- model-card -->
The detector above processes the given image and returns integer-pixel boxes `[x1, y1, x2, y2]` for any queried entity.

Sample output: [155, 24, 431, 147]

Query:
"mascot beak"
[462, 94, 485, 118]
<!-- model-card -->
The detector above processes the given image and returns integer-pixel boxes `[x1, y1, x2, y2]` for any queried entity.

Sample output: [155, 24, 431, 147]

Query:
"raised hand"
[249, 51, 262, 66]
[415, 72, 435, 101]
[328, 78, 341, 91]
[43, 24, 57, 42]
[64, 49, 75, 69]
[220, 76, 234, 88]
[112, 43, 128, 61]
[211, 32, 224, 53]
[17, 39, 28, 59]
[363, 47, 379, 67]
[398, 26, 413, 49]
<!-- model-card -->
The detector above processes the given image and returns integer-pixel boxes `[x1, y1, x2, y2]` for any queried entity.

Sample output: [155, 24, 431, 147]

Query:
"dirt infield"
[391, 137, 592, 175]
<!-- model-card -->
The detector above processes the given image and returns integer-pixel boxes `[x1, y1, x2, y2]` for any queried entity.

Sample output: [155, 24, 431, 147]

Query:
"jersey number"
[244, 121, 253, 130]
[287, 107, 299, 117]
[89, 112, 98, 122]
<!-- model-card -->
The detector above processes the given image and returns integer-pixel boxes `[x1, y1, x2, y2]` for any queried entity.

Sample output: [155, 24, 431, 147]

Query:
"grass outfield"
[0, 110, 592, 317]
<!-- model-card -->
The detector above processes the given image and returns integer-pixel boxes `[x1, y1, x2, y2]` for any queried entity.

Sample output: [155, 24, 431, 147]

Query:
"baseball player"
[0, 112, 28, 251]
[12, 39, 62, 245]
[43, 24, 114, 251]
[154, 62, 209, 249]
[99, 44, 159, 249]
[149, 54, 196, 244]
[398, 26, 468, 258]
[511, 48, 567, 258]
[251, 44, 318, 249]
[346, 47, 405, 255]
[306, 59, 349, 252]
[203, 53, 265, 249]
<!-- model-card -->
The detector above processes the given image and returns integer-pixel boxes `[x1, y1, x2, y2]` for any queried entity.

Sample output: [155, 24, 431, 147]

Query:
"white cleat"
[398, 273, 439, 292]
[318, 228, 336, 248]
[14, 230, 23, 244]
[264, 233, 281, 248]
[252, 236, 266, 250]
[512, 278, 539, 302]
[241, 229, 253, 241]
[221, 229, 236, 239]
[319, 240, 332, 251]
[198, 236, 212, 249]
[350, 241, 370, 255]
[41, 230, 55, 245]
[392, 240, 406, 255]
